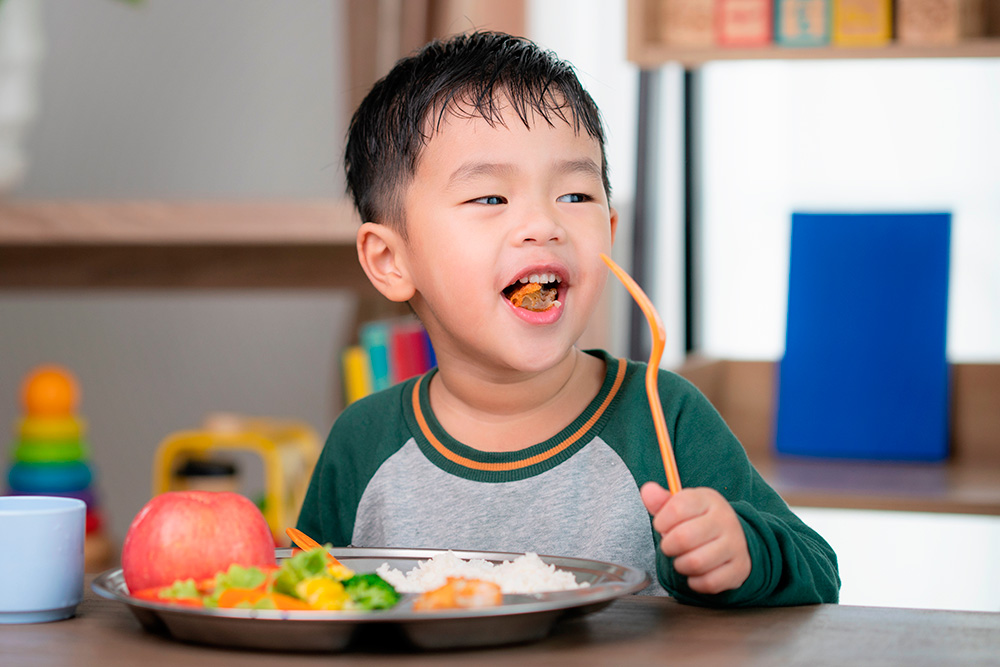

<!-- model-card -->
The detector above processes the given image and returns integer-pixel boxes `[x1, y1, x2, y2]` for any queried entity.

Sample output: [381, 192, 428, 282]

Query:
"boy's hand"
[640, 482, 751, 595]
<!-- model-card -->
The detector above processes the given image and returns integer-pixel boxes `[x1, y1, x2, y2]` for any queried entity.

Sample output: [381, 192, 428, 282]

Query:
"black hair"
[344, 31, 610, 237]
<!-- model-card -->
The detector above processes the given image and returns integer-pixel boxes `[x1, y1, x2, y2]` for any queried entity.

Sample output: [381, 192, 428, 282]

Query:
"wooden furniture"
[5, 580, 998, 666]
[0, 199, 409, 327]
[678, 357, 1000, 515]
[628, 0, 1000, 66]
[0, 200, 363, 288]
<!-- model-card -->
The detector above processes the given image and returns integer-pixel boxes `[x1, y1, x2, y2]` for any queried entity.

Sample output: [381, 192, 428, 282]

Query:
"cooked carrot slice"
[216, 588, 314, 610]
[216, 588, 265, 608]
[263, 592, 313, 611]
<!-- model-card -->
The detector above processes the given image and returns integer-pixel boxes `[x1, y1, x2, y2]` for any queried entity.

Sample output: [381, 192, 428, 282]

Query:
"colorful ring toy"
[7, 461, 93, 493]
[12, 440, 90, 464]
[18, 416, 85, 441]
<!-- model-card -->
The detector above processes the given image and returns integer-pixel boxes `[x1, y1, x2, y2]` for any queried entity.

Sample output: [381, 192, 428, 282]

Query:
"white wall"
[694, 59, 1000, 362]
[795, 507, 1000, 612]
[528, 0, 638, 206]
[18, 0, 345, 198]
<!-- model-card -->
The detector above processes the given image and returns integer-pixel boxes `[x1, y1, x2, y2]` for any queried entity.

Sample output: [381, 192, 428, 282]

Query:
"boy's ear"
[357, 222, 416, 303]
[609, 207, 619, 243]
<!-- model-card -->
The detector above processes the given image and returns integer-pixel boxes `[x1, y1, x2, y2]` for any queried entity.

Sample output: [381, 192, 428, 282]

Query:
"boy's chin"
[497, 343, 579, 376]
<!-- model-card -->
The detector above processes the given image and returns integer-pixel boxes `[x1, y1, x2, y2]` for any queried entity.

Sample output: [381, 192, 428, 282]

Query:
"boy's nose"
[515, 205, 565, 245]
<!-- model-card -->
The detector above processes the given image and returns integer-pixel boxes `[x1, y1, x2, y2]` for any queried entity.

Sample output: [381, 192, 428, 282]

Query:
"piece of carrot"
[215, 588, 313, 610]
[263, 592, 313, 611]
[215, 588, 265, 608]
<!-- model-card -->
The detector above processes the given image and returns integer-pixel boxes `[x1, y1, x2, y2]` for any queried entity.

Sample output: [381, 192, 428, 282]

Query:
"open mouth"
[502, 272, 563, 312]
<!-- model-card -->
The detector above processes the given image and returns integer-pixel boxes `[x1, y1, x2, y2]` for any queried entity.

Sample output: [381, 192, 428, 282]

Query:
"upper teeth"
[519, 273, 561, 284]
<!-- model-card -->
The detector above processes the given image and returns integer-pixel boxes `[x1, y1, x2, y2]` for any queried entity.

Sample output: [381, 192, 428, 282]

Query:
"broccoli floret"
[343, 573, 400, 610]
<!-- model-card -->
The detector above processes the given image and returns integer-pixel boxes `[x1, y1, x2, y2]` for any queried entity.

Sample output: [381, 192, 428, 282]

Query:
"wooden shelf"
[678, 357, 1000, 515]
[629, 38, 1000, 69]
[627, 0, 1000, 68]
[0, 199, 381, 291]
[0, 199, 360, 245]
[751, 455, 1000, 516]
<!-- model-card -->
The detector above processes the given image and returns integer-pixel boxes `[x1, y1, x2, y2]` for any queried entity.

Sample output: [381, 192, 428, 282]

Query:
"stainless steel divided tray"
[92, 546, 649, 651]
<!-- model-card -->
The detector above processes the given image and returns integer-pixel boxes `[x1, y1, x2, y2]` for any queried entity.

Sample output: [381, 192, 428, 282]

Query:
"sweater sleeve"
[653, 373, 841, 607]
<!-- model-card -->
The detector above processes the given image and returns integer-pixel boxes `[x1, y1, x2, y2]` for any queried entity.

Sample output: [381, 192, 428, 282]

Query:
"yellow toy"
[153, 414, 321, 544]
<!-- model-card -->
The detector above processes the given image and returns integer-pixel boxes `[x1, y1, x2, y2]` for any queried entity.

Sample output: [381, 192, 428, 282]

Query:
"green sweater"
[297, 349, 840, 607]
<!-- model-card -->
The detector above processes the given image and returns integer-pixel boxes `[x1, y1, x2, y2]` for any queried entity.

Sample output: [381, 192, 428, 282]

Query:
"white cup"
[0, 495, 86, 623]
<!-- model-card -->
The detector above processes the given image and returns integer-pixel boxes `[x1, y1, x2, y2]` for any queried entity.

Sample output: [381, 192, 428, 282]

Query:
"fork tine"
[601, 254, 682, 494]
[285, 527, 345, 567]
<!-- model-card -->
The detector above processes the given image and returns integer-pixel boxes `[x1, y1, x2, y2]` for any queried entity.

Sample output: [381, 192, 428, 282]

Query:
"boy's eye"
[557, 193, 592, 203]
[470, 195, 507, 205]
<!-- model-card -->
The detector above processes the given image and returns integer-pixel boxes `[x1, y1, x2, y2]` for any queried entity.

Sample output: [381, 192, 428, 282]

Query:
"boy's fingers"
[669, 535, 727, 576]
[685, 563, 741, 595]
[657, 514, 718, 556]
[640, 481, 671, 516]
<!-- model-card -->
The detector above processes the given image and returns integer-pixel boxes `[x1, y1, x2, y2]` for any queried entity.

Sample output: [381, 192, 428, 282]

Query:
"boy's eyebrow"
[555, 158, 603, 181]
[446, 158, 602, 188]
[447, 162, 517, 188]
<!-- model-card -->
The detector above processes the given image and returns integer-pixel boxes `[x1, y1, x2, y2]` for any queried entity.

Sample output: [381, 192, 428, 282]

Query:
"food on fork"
[505, 281, 561, 311]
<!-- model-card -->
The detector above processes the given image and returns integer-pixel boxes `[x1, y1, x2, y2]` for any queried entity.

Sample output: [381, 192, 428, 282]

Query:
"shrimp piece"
[507, 282, 560, 311]
[517, 288, 559, 311]
[413, 577, 502, 611]
[508, 282, 542, 307]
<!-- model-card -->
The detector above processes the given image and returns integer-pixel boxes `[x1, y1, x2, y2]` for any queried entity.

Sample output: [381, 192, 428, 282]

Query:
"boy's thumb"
[640, 481, 671, 516]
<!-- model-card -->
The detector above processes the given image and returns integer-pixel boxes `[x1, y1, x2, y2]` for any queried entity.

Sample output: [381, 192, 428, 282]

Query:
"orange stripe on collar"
[411, 358, 627, 472]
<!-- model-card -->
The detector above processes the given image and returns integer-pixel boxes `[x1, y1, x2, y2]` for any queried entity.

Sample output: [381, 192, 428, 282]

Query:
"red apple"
[121, 490, 276, 592]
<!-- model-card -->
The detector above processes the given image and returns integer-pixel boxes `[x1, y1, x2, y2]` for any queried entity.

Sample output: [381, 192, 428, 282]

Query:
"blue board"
[776, 212, 951, 460]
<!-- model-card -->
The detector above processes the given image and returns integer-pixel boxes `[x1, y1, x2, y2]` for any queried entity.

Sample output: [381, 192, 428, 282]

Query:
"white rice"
[376, 551, 588, 594]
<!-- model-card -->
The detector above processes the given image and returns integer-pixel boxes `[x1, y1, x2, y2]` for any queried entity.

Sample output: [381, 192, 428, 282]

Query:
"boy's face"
[397, 102, 618, 376]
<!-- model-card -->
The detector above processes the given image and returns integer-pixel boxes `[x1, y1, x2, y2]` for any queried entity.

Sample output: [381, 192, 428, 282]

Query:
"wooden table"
[4, 581, 998, 666]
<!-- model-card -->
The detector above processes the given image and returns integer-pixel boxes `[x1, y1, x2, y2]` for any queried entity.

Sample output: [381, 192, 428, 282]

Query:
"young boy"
[297, 31, 840, 607]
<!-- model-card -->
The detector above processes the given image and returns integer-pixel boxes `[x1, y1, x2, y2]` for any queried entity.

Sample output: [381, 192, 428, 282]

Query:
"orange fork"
[285, 527, 345, 567]
[600, 253, 682, 494]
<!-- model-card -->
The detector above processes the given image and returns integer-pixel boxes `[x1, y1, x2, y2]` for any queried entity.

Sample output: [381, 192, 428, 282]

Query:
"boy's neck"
[427, 347, 606, 453]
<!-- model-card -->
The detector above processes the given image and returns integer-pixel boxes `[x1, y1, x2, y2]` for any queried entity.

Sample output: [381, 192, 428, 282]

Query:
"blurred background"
[0, 0, 997, 611]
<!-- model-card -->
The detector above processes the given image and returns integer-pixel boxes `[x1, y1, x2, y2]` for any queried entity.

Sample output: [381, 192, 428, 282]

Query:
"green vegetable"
[202, 564, 268, 608]
[248, 596, 278, 610]
[215, 564, 267, 591]
[343, 573, 400, 610]
[272, 547, 331, 597]
[159, 578, 200, 601]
